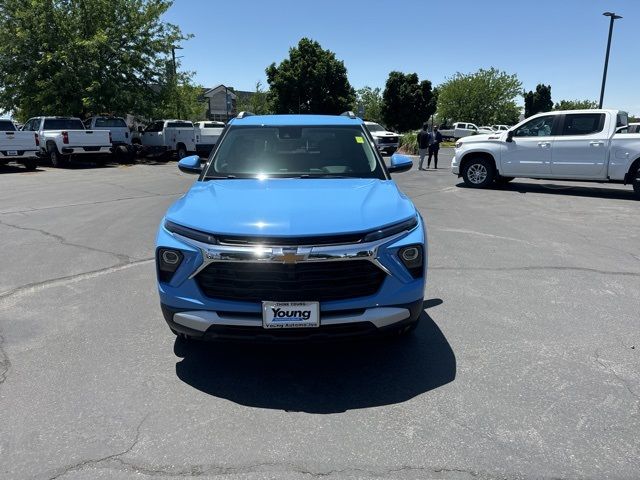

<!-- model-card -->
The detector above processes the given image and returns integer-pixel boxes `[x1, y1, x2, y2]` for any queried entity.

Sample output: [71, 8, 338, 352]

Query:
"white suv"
[364, 121, 400, 155]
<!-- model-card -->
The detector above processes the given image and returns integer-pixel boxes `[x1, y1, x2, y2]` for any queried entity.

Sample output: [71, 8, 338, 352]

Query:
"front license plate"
[262, 301, 320, 329]
[7, 150, 17, 156]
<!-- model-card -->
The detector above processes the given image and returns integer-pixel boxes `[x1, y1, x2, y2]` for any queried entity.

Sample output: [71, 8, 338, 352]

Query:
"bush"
[398, 131, 418, 155]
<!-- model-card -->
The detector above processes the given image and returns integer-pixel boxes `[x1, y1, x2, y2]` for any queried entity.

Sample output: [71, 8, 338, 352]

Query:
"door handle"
[589, 141, 604, 147]
[537, 142, 551, 148]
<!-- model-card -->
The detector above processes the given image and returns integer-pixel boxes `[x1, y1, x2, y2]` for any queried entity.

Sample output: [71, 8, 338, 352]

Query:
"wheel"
[462, 157, 495, 188]
[22, 159, 37, 171]
[495, 175, 515, 186]
[176, 144, 187, 159]
[48, 145, 69, 167]
[632, 167, 640, 198]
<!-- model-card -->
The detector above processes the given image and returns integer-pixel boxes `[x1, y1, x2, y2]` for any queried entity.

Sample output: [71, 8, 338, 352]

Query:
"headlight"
[398, 245, 424, 278]
[157, 248, 183, 282]
[455, 141, 463, 149]
[165, 220, 217, 244]
[363, 216, 418, 243]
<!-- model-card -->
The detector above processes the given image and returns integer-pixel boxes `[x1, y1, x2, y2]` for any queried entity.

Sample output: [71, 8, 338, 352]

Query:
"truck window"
[166, 121, 193, 128]
[43, 118, 85, 130]
[203, 123, 224, 128]
[514, 116, 554, 137]
[561, 114, 605, 136]
[145, 122, 163, 132]
[95, 118, 127, 128]
[0, 120, 16, 131]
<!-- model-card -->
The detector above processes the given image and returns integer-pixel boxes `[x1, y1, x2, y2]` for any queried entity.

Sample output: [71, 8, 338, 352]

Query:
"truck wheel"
[49, 145, 68, 168]
[462, 157, 495, 188]
[22, 159, 37, 171]
[632, 167, 640, 198]
[176, 144, 187, 159]
[495, 175, 515, 186]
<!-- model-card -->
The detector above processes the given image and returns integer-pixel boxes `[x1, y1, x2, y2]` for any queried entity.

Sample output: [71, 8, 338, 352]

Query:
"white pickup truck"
[22, 116, 111, 167]
[84, 116, 134, 162]
[194, 121, 225, 158]
[139, 119, 195, 159]
[451, 109, 640, 197]
[0, 119, 39, 170]
[440, 122, 489, 140]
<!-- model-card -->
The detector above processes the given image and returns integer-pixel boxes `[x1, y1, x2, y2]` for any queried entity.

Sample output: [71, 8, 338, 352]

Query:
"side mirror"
[178, 155, 202, 174]
[506, 131, 514, 142]
[388, 153, 413, 174]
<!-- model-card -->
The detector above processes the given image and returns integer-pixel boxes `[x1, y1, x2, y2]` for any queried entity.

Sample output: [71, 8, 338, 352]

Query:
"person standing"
[427, 126, 443, 169]
[417, 122, 430, 171]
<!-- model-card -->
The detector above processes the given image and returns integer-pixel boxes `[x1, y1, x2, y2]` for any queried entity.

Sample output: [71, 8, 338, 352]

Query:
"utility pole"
[171, 46, 183, 119]
[599, 12, 622, 109]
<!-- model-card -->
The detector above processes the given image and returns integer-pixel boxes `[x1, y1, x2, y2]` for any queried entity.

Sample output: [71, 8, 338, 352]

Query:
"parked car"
[478, 126, 495, 133]
[22, 116, 111, 167]
[0, 119, 38, 170]
[84, 116, 134, 162]
[139, 119, 195, 159]
[156, 112, 426, 342]
[364, 121, 401, 155]
[492, 124, 510, 132]
[194, 121, 225, 158]
[439, 122, 482, 140]
[451, 109, 640, 197]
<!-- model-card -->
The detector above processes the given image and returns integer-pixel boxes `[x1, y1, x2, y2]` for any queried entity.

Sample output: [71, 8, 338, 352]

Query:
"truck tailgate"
[195, 127, 223, 144]
[67, 130, 111, 146]
[1, 131, 37, 151]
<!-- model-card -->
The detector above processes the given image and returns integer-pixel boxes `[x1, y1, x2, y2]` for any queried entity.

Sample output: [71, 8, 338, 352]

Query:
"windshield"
[202, 122, 224, 129]
[203, 125, 386, 180]
[95, 118, 127, 128]
[0, 120, 16, 131]
[365, 123, 385, 133]
[43, 118, 85, 130]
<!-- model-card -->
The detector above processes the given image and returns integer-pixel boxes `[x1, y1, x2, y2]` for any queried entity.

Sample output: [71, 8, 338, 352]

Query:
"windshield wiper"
[297, 174, 352, 179]
[204, 175, 237, 180]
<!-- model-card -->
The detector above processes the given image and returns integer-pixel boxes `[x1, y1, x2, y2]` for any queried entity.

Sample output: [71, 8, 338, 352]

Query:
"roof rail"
[341, 111, 357, 119]
[236, 111, 255, 119]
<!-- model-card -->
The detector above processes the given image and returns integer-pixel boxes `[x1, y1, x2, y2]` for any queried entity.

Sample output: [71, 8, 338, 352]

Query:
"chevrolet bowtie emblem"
[276, 248, 306, 264]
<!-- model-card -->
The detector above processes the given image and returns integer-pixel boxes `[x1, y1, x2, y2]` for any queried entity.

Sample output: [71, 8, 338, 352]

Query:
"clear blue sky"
[164, 0, 639, 115]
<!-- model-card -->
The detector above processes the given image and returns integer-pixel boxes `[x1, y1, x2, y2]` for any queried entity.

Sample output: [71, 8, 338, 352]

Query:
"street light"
[599, 12, 622, 109]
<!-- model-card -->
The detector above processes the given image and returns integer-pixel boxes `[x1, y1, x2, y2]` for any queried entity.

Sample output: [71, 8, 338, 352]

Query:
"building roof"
[230, 114, 363, 126]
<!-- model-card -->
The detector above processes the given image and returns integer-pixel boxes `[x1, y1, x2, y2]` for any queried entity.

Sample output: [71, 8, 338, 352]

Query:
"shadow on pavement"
[174, 299, 455, 413]
[456, 181, 638, 201]
[0, 164, 43, 174]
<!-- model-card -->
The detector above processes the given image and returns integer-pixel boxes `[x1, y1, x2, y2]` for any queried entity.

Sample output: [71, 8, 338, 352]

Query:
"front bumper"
[156, 216, 428, 340]
[162, 299, 423, 341]
[451, 151, 460, 175]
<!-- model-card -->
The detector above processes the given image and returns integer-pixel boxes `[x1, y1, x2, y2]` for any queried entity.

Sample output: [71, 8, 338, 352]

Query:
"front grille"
[195, 260, 386, 302]
[378, 136, 398, 144]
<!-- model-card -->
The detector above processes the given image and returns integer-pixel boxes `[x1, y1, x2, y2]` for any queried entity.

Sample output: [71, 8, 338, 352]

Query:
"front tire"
[462, 157, 495, 188]
[632, 167, 640, 198]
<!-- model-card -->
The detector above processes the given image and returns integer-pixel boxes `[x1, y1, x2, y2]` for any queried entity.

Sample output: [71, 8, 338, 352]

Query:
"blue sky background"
[165, 0, 639, 115]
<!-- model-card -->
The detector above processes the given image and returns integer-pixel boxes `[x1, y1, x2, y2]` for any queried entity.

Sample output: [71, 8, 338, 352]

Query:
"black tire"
[495, 175, 515, 186]
[176, 144, 187, 159]
[632, 167, 640, 198]
[22, 159, 37, 171]
[48, 144, 68, 168]
[462, 157, 495, 188]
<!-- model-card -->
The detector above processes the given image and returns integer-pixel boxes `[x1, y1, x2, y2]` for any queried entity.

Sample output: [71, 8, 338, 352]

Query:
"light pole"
[599, 12, 622, 109]
[171, 46, 183, 118]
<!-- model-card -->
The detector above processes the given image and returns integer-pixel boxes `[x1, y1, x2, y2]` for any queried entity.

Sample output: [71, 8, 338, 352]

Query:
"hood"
[166, 178, 416, 237]
[459, 133, 503, 144]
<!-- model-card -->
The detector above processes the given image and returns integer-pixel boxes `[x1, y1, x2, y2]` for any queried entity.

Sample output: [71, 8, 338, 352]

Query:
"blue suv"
[156, 112, 427, 341]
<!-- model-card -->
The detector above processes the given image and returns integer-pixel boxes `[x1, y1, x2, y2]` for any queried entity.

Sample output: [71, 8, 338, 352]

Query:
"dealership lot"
[0, 150, 638, 479]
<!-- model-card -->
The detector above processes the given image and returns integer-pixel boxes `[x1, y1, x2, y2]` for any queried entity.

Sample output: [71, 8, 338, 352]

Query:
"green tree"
[553, 99, 598, 110]
[354, 86, 384, 123]
[436, 68, 522, 126]
[0, 0, 190, 120]
[381, 72, 436, 132]
[151, 77, 206, 121]
[524, 84, 553, 117]
[266, 38, 355, 114]
[235, 82, 272, 115]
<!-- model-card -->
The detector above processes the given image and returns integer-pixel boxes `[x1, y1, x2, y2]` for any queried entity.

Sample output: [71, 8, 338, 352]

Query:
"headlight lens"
[363, 216, 418, 243]
[165, 220, 217, 244]
[398, 245, 424, 278]
[455, 141, 463, 149]
[157, 248, 183, 282]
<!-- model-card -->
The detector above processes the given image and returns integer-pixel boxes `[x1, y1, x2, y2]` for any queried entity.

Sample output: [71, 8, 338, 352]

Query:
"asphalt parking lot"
[0, 149, 638, 479]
